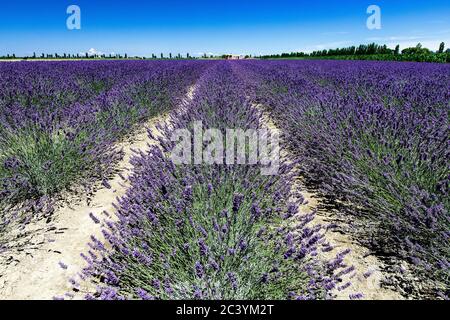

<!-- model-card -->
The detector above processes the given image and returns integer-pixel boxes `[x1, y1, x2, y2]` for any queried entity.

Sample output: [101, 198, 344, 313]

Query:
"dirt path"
[255, 104, 403, 300]
[0, 87, 196, 300]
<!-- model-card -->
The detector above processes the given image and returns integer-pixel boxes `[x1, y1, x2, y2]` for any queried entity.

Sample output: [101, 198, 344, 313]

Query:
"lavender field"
[0, 60, 448, 300]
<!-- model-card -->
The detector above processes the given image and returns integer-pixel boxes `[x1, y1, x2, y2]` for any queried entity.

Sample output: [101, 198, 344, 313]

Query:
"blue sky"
[0, 0, 449, 56]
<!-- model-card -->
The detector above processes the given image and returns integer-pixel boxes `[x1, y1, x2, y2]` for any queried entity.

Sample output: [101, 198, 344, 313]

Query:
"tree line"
[0, 52, 198, 60]
[259, 42, 449, 63]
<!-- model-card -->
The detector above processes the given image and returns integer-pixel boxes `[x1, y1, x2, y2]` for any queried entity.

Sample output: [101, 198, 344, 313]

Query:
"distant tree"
[394, 45, 400, 55]
[41, 53, 44, 58]
[85, 52, 89, 58]
[438, 42, 445, 53]
[402, 43, 430, 55]
[33, 52, 36, 58]
[169, 53, 172, 59]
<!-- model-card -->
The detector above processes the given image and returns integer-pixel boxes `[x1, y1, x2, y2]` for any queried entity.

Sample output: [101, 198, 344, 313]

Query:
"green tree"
[394, 45, 400, 55]
[438, 42, 445, 53]
[402, 43, 429, 55]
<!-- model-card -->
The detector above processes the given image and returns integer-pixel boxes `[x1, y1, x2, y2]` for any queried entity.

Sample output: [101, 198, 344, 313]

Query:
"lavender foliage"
[82, 63, 341, 300]
[235, 60, 449, 297]
[0, 60, 208, 231]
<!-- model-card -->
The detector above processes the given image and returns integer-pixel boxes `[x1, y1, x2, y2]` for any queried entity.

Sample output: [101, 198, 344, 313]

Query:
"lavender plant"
[235, 60, 449, 298]
[0, 61, 209, 234]
[81, 63, 343, 300]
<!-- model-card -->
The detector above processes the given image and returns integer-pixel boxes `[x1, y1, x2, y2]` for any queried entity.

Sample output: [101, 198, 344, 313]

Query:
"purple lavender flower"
[349, 293, 364, 300]
[232, 193, 244, 213]
[89, 212, 100, 224]
[227, 272, 238, 290]
[136, 288, 154, 300]
[195, 261, 204, 278]
[183, 185, 193, 200]
[198, 238, 209, 256]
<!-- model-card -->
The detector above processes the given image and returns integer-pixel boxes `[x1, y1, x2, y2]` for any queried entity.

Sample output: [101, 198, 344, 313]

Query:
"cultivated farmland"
[0, 60, 448, 300]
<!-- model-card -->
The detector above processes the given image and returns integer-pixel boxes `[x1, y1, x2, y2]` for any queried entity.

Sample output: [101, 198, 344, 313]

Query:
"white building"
[225, 54, 246, 60]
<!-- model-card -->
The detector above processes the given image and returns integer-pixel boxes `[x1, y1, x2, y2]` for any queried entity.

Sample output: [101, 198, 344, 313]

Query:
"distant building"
[223, 54, 248, 60]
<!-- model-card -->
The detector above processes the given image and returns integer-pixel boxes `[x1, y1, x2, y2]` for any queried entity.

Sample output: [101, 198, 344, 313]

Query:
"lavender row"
[0, 61, 209, 233]
[235, 60, 449, 298]
[78, 62, 349, 300]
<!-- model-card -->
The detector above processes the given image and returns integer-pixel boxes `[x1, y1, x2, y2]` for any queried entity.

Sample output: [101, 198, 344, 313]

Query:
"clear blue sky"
[1, 0, 449, 56]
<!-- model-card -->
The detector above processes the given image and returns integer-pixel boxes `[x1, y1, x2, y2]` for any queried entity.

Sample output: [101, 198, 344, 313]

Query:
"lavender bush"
[0, 61, 209, 235]
[235, 60, 449, 298]
[81, 63, 345, 300]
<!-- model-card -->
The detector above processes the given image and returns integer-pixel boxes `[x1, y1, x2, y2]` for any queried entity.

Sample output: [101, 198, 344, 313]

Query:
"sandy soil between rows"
[0, 87, 196, 300]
